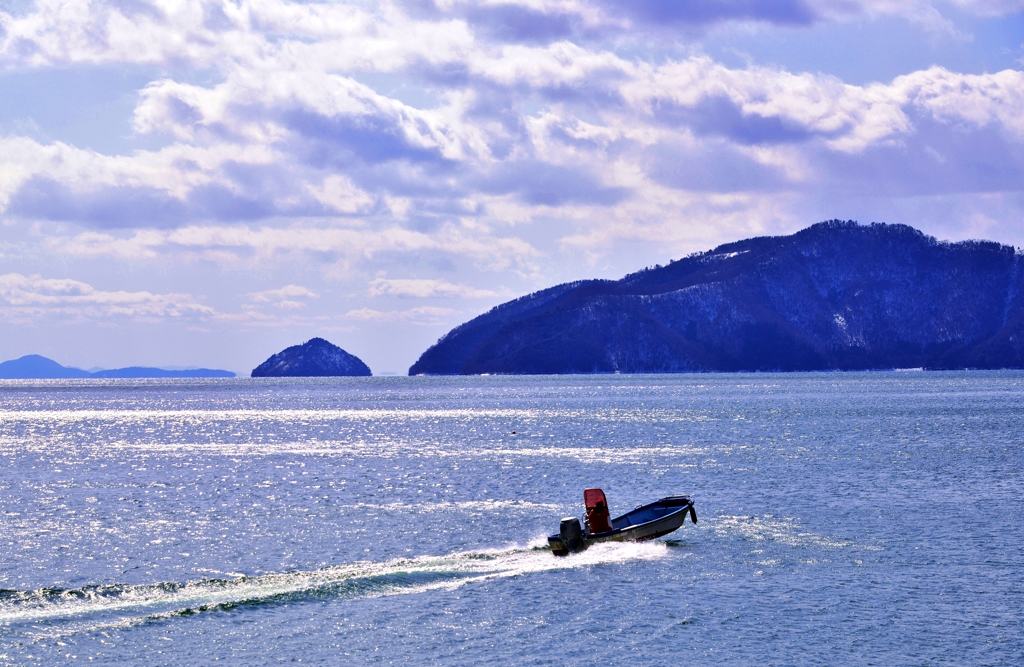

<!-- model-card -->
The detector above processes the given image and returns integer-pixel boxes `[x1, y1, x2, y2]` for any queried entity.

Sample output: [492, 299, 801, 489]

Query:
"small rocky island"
[252, 338, 372, 377]
[410, 221, 1024, 374]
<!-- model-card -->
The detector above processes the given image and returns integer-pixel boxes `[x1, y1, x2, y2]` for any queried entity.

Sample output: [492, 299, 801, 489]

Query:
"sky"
[0, 0, 1022, 375]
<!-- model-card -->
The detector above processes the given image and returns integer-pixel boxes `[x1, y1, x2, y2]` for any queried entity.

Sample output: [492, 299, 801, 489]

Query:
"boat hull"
[548, 495, 695, 556]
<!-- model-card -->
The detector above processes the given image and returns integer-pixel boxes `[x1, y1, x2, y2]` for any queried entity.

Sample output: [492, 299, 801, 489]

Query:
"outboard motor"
[559, 517, 584, 552]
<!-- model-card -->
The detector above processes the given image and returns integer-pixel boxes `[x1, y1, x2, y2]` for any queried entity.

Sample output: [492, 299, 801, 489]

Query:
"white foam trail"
[0, 540, 667, 626]
[347, 500, 563, 513]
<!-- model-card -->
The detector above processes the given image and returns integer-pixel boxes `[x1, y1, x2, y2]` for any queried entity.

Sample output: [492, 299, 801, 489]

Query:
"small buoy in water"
[511, 430, 516, 435]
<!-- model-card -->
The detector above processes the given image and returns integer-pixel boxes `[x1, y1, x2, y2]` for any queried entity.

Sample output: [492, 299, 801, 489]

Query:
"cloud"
[244, 284, 319, 309]
[0, 48, 1019, 285]
[594, 0, 817, 28]
[901, 67, 1024, 139]
[45, 222, 541, 272]
[1, 0, 237, 67]
[368, 277, 501, 298]
[0, 272, 341, 329]
[0, 272, 215, 321]
[459, 3, 578, 44]
[813, 117, 1024, 197]
[409, 0, 817, 49]
[642, 138, 795, 193]
[621, 57, 912, 153]
[343, 305, 457, 323]
[306, 176, 376, 214]
[0, 0, 479, 70]
[1, 2, 1020, 235]
[0, 136, 282, 224]
[400, 0, 1024, 47]
[0, 0, 1021, 281]
[1, 0, 1016, 77]
[133, 71, 478, 163]
[931, 0, 1024, 17]
[474, 159, 631, 205]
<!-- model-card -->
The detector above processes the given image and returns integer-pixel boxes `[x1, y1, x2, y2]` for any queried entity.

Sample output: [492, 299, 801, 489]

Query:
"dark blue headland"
[409, 221, 1024, 374]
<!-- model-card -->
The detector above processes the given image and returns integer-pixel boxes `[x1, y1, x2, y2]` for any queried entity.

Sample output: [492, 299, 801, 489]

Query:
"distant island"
[252, 338, 371, 377]
[0, 355, 235, 379]
[409, 221, 1024, 374]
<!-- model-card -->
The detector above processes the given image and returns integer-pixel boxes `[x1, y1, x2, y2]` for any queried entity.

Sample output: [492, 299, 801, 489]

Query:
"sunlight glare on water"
[0, 373, 1022, 665]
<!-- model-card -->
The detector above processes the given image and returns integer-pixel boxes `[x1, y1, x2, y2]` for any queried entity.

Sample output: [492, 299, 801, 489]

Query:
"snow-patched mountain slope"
[409, 221, 1024, 374]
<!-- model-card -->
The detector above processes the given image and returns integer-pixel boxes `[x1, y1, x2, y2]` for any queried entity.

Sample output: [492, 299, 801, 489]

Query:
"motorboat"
[548, 488, 697, 556]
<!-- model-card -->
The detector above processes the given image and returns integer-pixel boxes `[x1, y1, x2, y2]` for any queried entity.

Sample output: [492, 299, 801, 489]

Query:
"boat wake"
[0, 539, 667, 635]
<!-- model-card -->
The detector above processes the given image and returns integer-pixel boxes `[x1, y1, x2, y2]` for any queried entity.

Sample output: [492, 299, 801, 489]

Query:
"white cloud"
[0, 272, 215, 321]
[343, 305, 457, 323]
[4, 41, 1020, 238]
[47, 222, 540, 271]
[900, 67, 1024, 139]
[306, 176, 375, 215]
[244, 284, 319, 309]
[811, 0, 961, 34]
[946, 0, 1024, 15]
[0, 0, 1017, 77]
[0, 0, 1020, 262]
[368, 277, 502, 298]
[621, 57, 907, 153]
[0, 135, 277, 213]
[132, 69, 485, 161]
[0, 0, 477, 72]
[0, 0, 279, 68]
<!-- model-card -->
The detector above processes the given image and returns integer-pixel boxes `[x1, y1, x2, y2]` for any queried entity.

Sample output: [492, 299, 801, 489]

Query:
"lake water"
[0, 373, 1021, 665]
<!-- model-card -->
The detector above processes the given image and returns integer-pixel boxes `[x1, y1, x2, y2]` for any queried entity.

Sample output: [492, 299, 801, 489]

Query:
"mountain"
[0, 355, 92, 379]
[251, 338, 372, 377]
[0, 355, 235, 379]
[409, 221, 1024, 375]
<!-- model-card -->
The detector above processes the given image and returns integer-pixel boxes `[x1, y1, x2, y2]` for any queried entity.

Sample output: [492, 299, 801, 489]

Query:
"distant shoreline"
[0, 355, 235, 380]
[3, 368, 1019, 383]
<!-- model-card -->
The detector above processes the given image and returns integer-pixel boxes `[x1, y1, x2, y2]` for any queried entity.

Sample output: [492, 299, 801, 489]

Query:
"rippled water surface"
[1, 373, 1022, 665]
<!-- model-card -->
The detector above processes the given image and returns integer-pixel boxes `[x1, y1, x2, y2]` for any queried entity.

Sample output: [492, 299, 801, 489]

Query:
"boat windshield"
[583, 488, 611, 533]
[584, 488, 607, 509]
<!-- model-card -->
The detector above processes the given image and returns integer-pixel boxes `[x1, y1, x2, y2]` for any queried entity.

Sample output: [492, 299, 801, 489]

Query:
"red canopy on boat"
[584, 488, 611, 533]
